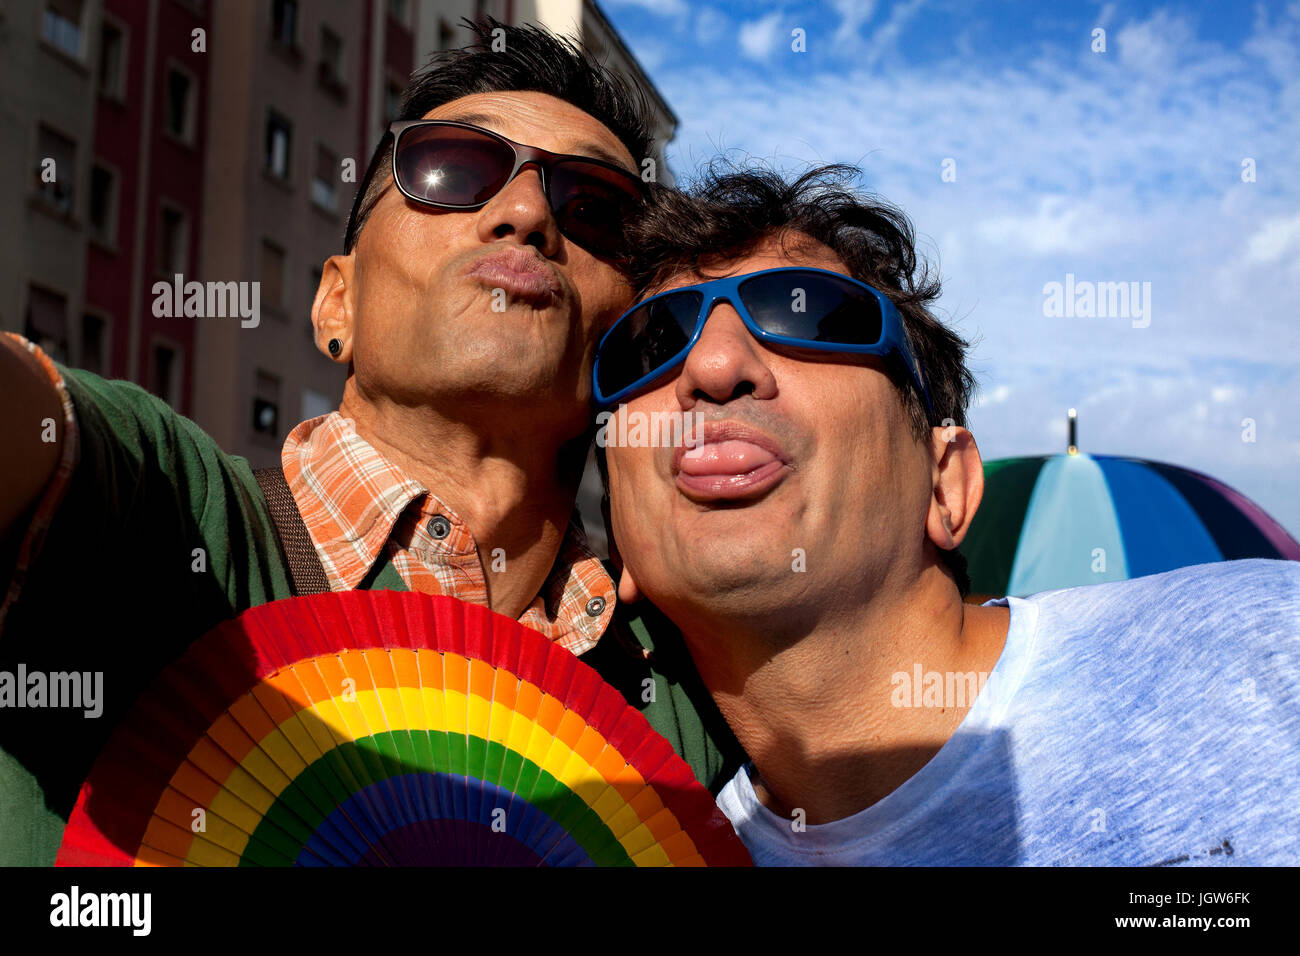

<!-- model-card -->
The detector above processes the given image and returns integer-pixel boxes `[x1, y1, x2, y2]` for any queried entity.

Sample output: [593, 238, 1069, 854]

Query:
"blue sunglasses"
[593, 267, 935, 419]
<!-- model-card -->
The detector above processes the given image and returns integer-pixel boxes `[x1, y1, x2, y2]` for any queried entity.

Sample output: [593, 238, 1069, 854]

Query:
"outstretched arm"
[0, 335, 63, 547]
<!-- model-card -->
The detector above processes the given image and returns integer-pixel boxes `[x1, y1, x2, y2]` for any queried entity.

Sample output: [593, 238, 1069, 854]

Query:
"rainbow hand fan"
[56, 591, 751, 867]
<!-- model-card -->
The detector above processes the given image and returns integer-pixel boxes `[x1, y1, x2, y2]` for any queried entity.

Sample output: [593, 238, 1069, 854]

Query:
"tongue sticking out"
[680, 440, 778, 476]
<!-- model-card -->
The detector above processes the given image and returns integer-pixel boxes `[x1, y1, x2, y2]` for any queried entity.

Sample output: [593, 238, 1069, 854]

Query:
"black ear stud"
[328, 338, 342, 357]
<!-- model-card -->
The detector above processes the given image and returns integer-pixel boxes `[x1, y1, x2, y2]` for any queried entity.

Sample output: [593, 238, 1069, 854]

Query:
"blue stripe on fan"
[1093, 455, 1223, 576]
[298, 772, 593, 865]
[1008, 454, 1129, 596]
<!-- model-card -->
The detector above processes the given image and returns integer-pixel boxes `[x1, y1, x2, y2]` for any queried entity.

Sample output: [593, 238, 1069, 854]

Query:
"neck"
[338, 383, 589, 620]
[678, 567, 1009, 825]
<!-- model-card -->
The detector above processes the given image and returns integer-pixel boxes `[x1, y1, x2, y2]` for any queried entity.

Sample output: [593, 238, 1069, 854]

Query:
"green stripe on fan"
[241, 731, 634, 867]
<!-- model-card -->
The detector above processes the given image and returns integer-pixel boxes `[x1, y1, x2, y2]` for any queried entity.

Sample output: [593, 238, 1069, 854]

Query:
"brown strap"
[253, 466, 331, 596]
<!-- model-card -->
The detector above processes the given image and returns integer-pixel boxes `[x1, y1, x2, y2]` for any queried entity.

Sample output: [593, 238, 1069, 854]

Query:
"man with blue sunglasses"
[600, 164, 1300, 865]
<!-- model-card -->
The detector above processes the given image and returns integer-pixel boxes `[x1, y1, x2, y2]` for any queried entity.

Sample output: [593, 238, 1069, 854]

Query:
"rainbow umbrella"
[960, 415, 1300, 599]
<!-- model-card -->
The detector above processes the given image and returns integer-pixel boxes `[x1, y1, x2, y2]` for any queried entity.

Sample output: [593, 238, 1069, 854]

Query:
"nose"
[674, 300, 779, 410]
[475, 164, 562, 256]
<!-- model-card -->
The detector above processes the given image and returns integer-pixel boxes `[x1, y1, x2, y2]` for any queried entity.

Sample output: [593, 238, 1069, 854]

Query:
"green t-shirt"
[0, 368, 742, 865]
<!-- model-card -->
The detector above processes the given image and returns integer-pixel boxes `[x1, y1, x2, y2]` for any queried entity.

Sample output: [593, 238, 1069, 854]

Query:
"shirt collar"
[280, 411, 614, 654]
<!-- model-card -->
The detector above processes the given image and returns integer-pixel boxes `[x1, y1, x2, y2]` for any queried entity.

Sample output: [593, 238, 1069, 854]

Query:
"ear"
[924, 425, 984, 551]
[617, 563, 643, 605]
[312, 253, 356, 361]
[601, 489, 644, 604]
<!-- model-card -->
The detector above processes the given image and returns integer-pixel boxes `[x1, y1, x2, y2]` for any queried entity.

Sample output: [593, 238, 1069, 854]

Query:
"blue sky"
[599, 0, 1300, 539]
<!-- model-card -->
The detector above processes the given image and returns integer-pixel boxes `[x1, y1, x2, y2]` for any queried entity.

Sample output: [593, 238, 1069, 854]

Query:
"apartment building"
[190, 0, 373, 459]
[0, 0, 210, 414]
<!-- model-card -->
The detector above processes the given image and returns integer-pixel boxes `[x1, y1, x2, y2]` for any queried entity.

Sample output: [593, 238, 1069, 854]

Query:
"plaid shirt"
[281, 412, 615, 655]
[2, 334, 615, 653]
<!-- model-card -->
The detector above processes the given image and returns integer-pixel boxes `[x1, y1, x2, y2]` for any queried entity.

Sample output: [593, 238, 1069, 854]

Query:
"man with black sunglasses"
[600, 164, 1300, 865]
[0, 20, 736, 865]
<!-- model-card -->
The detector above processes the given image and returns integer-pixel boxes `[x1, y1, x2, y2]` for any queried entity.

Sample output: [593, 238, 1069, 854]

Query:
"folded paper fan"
[56, 591, 751, 867]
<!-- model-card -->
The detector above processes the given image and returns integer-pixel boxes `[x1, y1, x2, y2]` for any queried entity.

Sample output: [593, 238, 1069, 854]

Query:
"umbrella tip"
[1067, 407, 1078, 455]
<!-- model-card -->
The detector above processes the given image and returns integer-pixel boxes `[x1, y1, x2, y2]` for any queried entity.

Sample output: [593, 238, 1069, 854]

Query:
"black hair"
[343, 17, 655, 253]
[610, 161, 976, 596]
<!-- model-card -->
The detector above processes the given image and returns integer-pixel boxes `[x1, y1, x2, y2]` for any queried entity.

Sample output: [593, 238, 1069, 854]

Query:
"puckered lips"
[672, 419, 791, 502]
[464, 246, 563, 306]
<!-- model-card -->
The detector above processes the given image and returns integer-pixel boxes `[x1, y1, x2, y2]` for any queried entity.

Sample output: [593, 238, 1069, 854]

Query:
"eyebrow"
[441, 110, 633, 170]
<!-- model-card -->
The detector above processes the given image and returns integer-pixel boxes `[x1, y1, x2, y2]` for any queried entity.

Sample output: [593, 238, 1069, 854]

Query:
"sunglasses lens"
[597, 291, 703, 399]
[549, 161, 643, 254]
[393, 126, 514, 206]
[739, 271, 884, 345]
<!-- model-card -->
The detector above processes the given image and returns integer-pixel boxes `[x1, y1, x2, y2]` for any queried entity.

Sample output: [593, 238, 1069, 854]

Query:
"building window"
[312, 144, 338, 212]
[265, 110, 292, 180]
[98, 17, 127, 99]
[43, 0, 84, 60]
[271, 0, 299, 50]
[149, 341, 182, 406]
[164, 66, 196, 143]
[261, 239, 286, 313]
[157, 204, 188, 275]
[253, 371, 281, 437]
[34, 124, 76, 214]
[319, 25, 345, 93]
[80, 313, 107, 375]
[88, 163, 117, 244]
[25, 286, 69, 364]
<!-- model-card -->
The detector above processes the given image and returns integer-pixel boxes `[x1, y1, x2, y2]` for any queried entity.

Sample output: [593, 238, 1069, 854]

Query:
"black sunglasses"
[345, 120, 646, 257]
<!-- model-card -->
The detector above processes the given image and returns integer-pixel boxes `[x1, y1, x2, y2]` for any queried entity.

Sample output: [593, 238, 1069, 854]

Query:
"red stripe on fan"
[56, 720, 175, 866]
[55, 785, 135, 866]
[561, 658, 602, 723]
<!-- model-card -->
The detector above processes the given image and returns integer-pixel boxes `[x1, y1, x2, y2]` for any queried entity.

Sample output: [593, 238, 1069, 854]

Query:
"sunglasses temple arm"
[344, 130, 397, 252]
[880, 295, 938, 426]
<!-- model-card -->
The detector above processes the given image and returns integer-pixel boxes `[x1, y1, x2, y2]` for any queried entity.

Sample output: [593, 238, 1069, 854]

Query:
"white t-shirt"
[715, 559, 1300, 865]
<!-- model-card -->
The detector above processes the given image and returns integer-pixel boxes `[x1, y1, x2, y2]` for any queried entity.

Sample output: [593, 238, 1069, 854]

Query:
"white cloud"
[829, 0, 878, 50]
[979, 384, 1012, 406]
[603, 0, 690, 18]
[1245, 213, 1300, 265]
[978, 195, 1131, 257]
[1115, 9, 1195, 74]
[861, 0, 926, 65]
[694, 6, 728, 44]
[738, 11, 784, 61]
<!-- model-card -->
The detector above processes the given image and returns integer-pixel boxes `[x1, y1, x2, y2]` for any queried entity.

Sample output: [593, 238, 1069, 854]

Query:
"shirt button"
[427, 515, 451, 540]
[585, 596, 607, 617]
